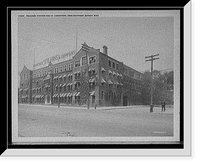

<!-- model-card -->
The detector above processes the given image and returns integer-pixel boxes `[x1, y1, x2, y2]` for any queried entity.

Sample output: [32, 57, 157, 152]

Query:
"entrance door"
[123, 96, 128, 106]
[45, 95, 51, 104]
[47, 95, 50, 103]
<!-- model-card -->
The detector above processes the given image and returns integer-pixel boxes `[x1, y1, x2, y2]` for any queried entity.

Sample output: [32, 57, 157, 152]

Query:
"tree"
[140, 71, 151, 105]
[141, 70, 174, 105]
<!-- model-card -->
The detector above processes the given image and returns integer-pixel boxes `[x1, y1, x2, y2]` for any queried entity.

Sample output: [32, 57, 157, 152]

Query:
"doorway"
[45, 95, 51, 104]
[123, 96, 128, 106]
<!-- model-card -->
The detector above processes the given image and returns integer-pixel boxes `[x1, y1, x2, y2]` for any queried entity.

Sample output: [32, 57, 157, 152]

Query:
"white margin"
[4, 3, 191, 156]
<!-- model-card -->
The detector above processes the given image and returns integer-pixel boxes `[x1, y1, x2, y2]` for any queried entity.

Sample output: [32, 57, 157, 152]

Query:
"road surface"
[18, 104, 174, 137]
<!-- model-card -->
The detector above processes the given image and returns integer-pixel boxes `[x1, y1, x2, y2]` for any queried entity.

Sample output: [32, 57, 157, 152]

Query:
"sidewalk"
[18, 103, 173, 114]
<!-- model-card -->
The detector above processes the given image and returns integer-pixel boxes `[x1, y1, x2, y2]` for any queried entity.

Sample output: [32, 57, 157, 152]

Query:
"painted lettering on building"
[34, 50, 76, 70]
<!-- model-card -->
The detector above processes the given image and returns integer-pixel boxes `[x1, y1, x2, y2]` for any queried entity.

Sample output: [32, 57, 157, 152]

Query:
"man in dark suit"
[161, 101, 166, 112]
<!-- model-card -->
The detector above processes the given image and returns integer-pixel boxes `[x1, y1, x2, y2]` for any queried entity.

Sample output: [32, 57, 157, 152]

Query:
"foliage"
[141, 70, 174, 105]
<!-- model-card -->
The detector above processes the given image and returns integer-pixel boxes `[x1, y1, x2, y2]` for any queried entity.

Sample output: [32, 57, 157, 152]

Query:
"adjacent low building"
[19, 44, 142, 107]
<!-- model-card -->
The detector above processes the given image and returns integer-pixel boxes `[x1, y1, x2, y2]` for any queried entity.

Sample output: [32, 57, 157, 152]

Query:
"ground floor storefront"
[19, 90, 141, 107]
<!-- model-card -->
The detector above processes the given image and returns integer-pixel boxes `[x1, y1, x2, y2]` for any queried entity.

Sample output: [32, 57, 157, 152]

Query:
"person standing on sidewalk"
[161, 101, 166, 112]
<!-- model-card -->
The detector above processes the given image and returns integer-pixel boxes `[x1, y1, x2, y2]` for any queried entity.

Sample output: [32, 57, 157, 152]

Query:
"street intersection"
[18, 104, 174, 137]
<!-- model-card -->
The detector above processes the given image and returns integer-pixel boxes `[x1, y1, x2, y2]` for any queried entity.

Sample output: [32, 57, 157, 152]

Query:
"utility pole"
[145, 54, 159, 112]
[82, 42, 90, 109]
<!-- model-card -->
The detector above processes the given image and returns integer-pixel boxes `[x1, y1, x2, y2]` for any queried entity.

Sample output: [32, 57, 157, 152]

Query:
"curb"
[18, 104, 173, 114]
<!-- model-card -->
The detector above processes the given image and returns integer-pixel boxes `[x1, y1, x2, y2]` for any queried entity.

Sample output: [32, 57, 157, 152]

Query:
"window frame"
[69, 63, 73, 70]
[116, 63, 119, 70]
[101, 90, 104, 100]
[108, 59, 112, 67]
[82, 56, 87, 66]
[112, 62, 115, 69]
[89, 56, 96, 64]
[64, 65, 67, 71]
[75, 60, 81, 67]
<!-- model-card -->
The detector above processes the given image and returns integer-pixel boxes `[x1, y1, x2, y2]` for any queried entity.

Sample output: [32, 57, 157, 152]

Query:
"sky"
[18, 12, 175, 74]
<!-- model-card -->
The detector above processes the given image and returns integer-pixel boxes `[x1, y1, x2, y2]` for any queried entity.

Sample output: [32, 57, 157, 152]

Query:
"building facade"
[19, 44, 142, 107]
[19, 66, 32, 103]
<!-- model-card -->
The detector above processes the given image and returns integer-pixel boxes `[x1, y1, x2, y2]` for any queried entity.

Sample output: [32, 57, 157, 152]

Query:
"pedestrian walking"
[161, 101, 166, 112]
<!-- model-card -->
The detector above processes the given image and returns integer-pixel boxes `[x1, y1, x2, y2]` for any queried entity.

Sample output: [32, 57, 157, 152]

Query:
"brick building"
[19, 43, 142, 107]
[19, 66, 33, 103]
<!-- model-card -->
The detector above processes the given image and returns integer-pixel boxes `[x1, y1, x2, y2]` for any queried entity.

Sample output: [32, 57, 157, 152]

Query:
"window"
[82, 56, 87, 65]
[112, 62, 115, 69]
[64, 85, 66, 92]
[75, 72, 81, 80]
[89, 56, 96, 64]
[101, 91, 104, 100]
[68, 74, 72, 81]
[116, 63, 119, 70]
[68, 63, 73, 70]
[64, 65, 67, 71]
[89, 68, 95, 76]
[60, 76, 62, 82]
[108, 60, 111, 67]
[60, 66, 63, 72]
[56, 67, 59, 73]
[74, 82, 79, 90]
[75, 60, 80, 67]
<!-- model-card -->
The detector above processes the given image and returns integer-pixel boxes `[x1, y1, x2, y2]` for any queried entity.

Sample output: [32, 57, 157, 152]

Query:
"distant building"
[19, 44, 142, 107]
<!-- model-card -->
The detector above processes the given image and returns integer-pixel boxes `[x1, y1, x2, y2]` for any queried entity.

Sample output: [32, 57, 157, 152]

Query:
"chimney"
[103, 45, 108, 55]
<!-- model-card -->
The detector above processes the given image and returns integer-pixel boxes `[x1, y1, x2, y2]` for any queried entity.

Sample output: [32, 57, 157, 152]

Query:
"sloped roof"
[20, 65, 30, 73]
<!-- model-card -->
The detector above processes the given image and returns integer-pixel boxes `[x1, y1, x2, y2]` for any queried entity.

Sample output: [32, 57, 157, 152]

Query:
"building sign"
[34, 50, 76, 70]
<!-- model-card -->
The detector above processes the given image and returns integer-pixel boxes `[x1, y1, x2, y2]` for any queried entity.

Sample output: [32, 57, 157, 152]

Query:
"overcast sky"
[18, 12, 175, 73]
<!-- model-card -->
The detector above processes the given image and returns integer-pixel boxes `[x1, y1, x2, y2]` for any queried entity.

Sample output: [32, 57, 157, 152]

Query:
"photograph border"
[0, 0, 190, 157]
[12, 9, 180, 144]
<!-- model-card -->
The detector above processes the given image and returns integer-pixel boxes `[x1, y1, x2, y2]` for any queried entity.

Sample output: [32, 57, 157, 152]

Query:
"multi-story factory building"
[19, 43, 142, 107]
